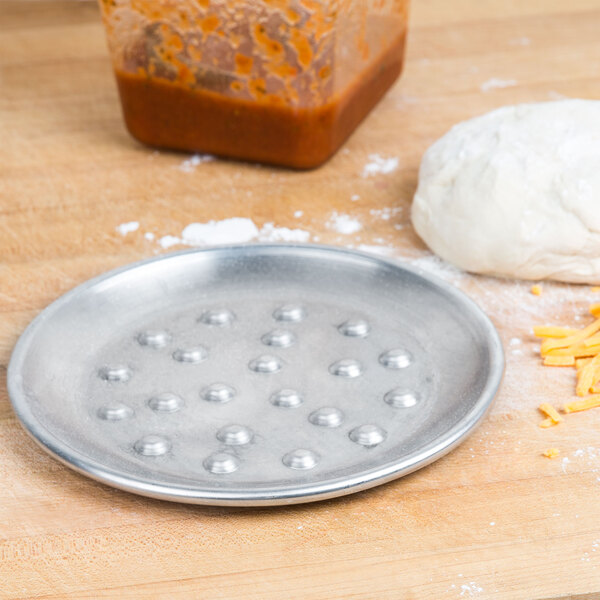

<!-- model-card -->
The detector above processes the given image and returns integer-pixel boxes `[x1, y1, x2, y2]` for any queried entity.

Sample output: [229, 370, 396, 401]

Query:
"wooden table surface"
[3, 1, 600, 598]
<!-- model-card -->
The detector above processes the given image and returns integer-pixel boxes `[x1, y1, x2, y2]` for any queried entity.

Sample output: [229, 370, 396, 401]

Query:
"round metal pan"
[8, 244, 504, 506]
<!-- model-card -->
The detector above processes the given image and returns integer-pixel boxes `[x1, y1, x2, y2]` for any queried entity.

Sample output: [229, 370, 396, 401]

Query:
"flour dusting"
[460, 582, 484, 596]
[370, 207, 402, 221]
[480, 78, 518, 92]
[156, 217, 311, 249]
[361, 154, 399, 177]
[116, 221, 139, 235]
[410, 254, 466, 283]
[258, 223, 311, 242]
[182, 218, 259, 245]
[158, 235, 182, 249]
[571, 446, 600, 477]
[327, 212, 362, 235]
[354, 244, 396, 256]
[179, 154, 215, 172]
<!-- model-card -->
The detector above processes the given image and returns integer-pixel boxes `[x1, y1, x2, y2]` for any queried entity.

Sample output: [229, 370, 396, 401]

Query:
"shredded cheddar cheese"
[576, 354, 600, 396]
[564, 395, 600, 414]
[535, 305, 600, 422]
[531, 284, 543, 296]
[576, 357, 593, 370]
[543, 448, 560, 459]
[533, 326, 578, 338]
[583, 334, 600, 347]
[540, 318, 600, 354]
[538, 403, 563, 424]
[543, 355, 575, 367]
[542, 343, 600, 358]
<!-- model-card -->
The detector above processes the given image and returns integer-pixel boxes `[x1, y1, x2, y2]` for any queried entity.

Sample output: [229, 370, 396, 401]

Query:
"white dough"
[411, 100, 600, 283]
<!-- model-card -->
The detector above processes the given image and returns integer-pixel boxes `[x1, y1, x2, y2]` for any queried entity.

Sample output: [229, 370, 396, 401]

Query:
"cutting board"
[2, 1, 600, 598]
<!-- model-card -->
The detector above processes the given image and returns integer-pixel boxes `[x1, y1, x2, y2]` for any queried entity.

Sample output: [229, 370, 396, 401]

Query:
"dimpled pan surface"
[8, 244, 504, 506]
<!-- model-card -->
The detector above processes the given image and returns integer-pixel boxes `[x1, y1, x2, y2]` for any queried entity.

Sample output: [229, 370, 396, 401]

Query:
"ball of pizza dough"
[411, 100, 600, 283]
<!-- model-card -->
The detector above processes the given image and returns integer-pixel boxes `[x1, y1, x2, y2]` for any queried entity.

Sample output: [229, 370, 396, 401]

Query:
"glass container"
[99, 0, 409, 168]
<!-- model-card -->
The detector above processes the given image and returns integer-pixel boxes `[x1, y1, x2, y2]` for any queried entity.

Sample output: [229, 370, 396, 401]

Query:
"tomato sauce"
[114, 30, 406, 169]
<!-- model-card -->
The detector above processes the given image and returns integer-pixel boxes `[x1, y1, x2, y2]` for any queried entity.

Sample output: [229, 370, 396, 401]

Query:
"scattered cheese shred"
[543, 343, 600, 358]
[592, 287, 600, 293]
[564, 395, 600, 414]
[576, 354, 600, 396]
[533, 326, 578, 338]
[531, 284, 543, 296]
[539, 403, 563, 424]
[540, 318, 600, 354]
[543, 355, 575, 367]
[543, 448, 560, 459]
[584, 334, 600, 347]
[576, 357, 593, 370]
[536, 304, 600, 423]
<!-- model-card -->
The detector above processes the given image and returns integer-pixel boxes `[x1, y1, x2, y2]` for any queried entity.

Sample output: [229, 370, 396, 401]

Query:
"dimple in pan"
[7, 244, 504, 506]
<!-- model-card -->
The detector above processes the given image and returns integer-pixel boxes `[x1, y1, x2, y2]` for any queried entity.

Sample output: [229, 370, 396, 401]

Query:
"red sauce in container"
[101, 2, 409, 169]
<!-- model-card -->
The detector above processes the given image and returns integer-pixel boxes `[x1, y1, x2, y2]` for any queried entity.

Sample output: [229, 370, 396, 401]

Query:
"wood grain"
[2, 1, 600, 598]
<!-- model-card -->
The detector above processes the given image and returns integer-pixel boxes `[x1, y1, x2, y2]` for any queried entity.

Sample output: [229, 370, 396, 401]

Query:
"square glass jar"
[99, 0, 409, 168]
